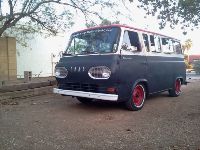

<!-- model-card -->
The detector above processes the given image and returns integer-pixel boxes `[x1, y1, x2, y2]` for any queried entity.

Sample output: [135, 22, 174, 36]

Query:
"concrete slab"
[0, 86, 53, 102]
[0, 80, 56, 93]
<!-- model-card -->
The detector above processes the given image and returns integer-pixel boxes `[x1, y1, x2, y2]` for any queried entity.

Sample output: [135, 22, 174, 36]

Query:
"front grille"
[58, 82, 107, 93]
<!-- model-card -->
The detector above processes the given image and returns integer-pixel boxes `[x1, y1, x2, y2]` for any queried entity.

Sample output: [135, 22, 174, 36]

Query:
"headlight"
[55, 67, 68, 78]
[88, 66, 111, 79]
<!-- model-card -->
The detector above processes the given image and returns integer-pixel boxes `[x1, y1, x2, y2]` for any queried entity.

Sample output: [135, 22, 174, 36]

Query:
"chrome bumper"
[53, 88, 118, 101]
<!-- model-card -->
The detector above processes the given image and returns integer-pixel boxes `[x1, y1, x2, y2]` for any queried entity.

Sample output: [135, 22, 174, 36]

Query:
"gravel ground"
[0, 81, 200, 150]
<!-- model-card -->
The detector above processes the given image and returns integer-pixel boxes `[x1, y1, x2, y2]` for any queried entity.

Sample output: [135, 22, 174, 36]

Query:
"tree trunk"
[0, 26, 7, 37]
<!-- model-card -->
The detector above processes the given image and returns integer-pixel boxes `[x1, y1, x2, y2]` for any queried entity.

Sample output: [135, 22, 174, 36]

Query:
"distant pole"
[51, 53, 55, 76]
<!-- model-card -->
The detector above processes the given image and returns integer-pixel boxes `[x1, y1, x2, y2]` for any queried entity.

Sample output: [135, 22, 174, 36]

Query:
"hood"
[56, 54, 120, 84]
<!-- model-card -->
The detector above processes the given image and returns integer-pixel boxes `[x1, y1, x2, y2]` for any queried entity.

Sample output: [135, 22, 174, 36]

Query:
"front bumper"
[53, 88, 118, 101]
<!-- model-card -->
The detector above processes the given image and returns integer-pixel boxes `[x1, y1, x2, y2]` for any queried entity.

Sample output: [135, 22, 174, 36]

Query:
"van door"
[118, 30, 148, 100]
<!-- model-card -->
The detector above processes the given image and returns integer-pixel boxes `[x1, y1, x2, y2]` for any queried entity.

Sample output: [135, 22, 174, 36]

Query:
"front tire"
[77, 97, 93, 104]
[125, 84, 146, 111]
[169, 78, 182, 97]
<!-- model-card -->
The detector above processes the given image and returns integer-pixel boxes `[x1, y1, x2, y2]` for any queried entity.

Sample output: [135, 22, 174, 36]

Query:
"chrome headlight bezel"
[88, 66, 111, 79]
[55, 67, 68, 78]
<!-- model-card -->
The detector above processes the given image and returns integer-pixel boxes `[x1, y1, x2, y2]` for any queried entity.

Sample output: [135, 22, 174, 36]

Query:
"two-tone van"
[53, 25, 186, 111]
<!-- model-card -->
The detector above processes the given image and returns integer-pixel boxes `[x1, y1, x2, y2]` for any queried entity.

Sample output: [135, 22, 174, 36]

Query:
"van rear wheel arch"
[125, 82, 147, 111]
[169, 77, 182, 97]
[124, 79, 149, 111]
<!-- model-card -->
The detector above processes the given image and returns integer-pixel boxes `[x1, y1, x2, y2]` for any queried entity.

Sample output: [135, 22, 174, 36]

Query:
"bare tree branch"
[8, 0, 14, 16]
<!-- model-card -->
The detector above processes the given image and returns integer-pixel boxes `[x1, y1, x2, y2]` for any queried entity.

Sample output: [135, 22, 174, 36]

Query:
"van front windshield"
[66, 27, 120, 55]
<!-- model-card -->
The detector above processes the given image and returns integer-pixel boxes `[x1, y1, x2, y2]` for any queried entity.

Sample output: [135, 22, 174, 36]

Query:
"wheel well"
[177, 77, 183, 84]
[138, 81, 149, 96]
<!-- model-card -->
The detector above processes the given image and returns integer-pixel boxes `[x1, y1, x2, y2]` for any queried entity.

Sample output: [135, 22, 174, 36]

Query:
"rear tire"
[169, 78, 182, 97]
[125, 83, 146, 111]
[77, 97, 93, 104]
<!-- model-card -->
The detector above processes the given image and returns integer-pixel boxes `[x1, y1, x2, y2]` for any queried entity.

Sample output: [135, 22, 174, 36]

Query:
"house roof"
[189, 55, 200, 63]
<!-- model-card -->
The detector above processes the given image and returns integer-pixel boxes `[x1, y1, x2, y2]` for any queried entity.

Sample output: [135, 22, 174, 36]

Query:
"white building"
[17, 35, 67, 78]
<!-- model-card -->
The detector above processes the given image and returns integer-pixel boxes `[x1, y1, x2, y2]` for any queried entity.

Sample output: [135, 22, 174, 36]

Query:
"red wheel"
[125, 83, 146, 111]
[169, 78, 182, 97]
[175, 79, 181, 95]
[132, 85, 145, 107]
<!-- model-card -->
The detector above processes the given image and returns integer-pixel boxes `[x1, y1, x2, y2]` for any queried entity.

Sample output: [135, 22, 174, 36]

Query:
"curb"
[0, 86, 54, 102]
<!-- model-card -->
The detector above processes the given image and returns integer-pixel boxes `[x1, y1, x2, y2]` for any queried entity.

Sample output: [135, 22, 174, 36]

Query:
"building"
[0, 37, 17, 81]
[189, 55, 200, 64]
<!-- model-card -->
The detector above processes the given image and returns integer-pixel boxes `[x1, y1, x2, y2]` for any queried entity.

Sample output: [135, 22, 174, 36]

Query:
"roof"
[73, 24, 178, 41]
[189, 55, 200, 63]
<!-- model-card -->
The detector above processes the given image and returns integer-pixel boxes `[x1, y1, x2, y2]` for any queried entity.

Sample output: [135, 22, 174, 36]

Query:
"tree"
[86, 19, 120, 28]
[128, 0, 200, 33]
[182, 39, 193, 55]
[0, 0, 115, 38]
[182, 39, 193, 66]
[87, 0, 200, 32]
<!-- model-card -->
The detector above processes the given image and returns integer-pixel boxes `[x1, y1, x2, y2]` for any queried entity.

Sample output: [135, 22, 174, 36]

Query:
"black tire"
[125, 83, 146, 111]
[77, 97, 93, 104]
[169, 78, 182, 97]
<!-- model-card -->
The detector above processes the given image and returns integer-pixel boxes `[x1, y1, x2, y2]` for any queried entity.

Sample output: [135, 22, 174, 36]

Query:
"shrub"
[185, 60, 193, 69]
[193, 60, 200, 74]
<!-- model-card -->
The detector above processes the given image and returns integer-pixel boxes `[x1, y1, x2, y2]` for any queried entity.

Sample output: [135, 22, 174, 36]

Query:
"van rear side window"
[173, 41, 182, 54]
[150, 35, 161, 53]
[162, 38, 174, 54]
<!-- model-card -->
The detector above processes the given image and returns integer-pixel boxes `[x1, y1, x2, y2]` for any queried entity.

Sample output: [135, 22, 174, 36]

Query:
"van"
[53, 25, 186, 111]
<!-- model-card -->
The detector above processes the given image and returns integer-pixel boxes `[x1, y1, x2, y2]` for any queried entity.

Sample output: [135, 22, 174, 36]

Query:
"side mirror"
[59, 51, 63, 57]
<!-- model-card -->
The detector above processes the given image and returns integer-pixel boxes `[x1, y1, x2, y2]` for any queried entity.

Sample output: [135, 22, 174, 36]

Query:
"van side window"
[173, 41, 182, 54]
[168, 39, 174, 53]
[150, 35, 161, 53]
[162, 38, 174, 54]
[122, 31, 141, 52]
[142, 34, 150, 52]
[150, 35, 156, 52]
[155, 36, 162, 53]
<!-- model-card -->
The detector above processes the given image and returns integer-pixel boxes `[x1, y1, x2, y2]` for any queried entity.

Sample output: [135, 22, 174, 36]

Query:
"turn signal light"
[106, 87, 116, 94]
